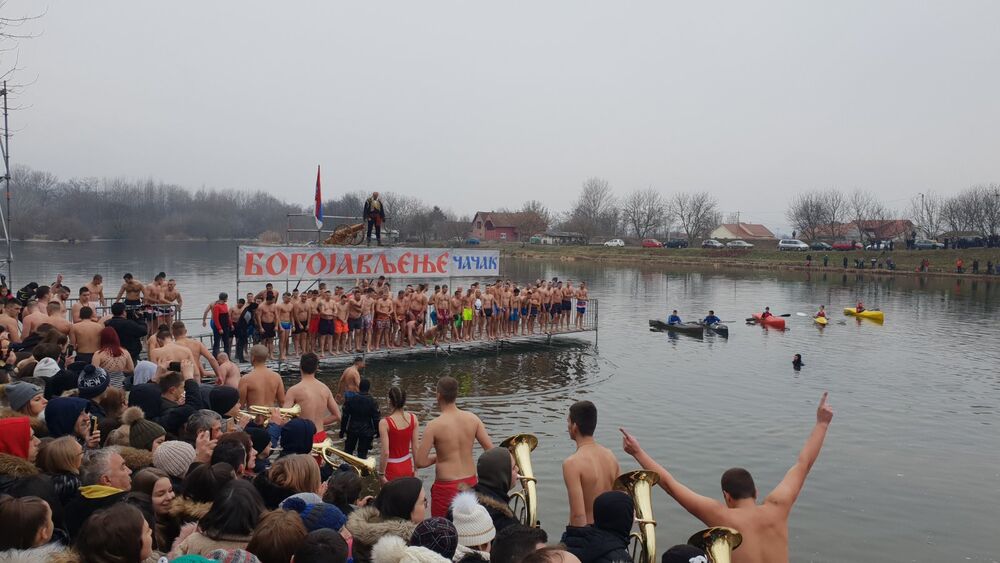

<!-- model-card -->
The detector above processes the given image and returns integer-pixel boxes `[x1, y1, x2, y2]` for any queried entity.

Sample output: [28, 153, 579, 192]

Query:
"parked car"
[664, 239, 689, 248]
[865, 240, 891, 250]
[466, 237, 480, 245]
[810, 241, 832, 251]
[604, 238, 625, 247]
[641, 238, 662, 248]
[777, 239, 809, 251]
[914, 239, 944, 250]
[726, 240, 754, 249]
[701, 239, 725, 249]
[831, 240, 862, 251]
[528, 236, 542, 244]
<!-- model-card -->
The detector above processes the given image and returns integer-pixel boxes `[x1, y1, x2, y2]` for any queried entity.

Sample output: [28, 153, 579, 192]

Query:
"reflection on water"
[9, 241, 1000, 561]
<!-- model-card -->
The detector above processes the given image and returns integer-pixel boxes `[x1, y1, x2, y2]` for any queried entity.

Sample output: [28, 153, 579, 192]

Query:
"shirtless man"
[292, 293, 310, 355]
[392, 290, 407, 347]
[415, 376, 493, 518]
[238, 344, 285, 408]
[149, 330, 196, 365]
[406, 285, 428, 347]
[575, 282, 589, 330]
[430, 285, 451, 344]
[284, 352, 341, 431]
[69, 307, 104, 364]
[162, 279, 183, 327]
[347, 291, 364, 353]
[255, 283, 277, 303]
[317, 292, 337, 356]
[361, 288, 377, 353]
[20, 301, 49, 338]
[0, 299, 22, 343]
[336, 356, 364, 404]
[562, 400, 620, 527]
[83, 275, 105, 307]
[114, 273, 145, 323]
[562, 281, 575, 330]
[373, 290, 393, 351]
[72, 287, 97, 323]
[621, 393, 834, 563]
[275, 292, 294, 361]
[143, 273, 168, 336]
[44, 302, 72, 335]
[256, 295, 278, 359]
[172, 321, 221, 379]
[215, 353, 242, 388]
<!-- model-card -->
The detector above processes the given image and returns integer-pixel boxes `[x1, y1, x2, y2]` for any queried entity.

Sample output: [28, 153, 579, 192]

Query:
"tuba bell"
[687, 527, 742, 563]
[500, 434, 539, 528]
[312, 437, 381, 496]
[614, 470, 659, 563]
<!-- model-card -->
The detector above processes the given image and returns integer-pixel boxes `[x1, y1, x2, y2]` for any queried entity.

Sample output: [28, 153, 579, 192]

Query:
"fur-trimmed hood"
[117, 445, 153, 472]
[168, 495, 213, 523]
[346, 505, 419, 548]
[468, 486, 513, 519]
[372, 535, 451, 563]
[453, 544, 490, 562]
[0, 542, 73, 563]
[0, 451, 39, 477]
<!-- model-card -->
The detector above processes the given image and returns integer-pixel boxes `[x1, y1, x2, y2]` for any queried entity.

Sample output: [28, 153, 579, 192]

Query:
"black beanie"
[594, 490, 635, 538]
[209, 386, 240, 417]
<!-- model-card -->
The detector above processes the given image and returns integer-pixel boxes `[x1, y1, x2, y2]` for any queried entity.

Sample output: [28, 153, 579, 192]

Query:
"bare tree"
[786, 192, 825, 241]
[622, 188, 665, 238]
[908, 192, 944, 238]
[570, 177, 618, 240]
[847, 190, 890, 243]
[819, 189, 847, 238]
[670, 192, 721, 242]
[516, 200, 550, 239]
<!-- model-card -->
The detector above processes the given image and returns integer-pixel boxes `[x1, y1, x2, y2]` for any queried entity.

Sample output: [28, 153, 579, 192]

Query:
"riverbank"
[501, 244, 1000, 280]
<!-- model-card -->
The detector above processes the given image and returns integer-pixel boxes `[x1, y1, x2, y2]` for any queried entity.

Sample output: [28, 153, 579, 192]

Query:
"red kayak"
[752, 313, 786, 330]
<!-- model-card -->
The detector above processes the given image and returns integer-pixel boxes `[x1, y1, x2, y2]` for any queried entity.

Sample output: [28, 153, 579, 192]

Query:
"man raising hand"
[621, 392, 834, 563]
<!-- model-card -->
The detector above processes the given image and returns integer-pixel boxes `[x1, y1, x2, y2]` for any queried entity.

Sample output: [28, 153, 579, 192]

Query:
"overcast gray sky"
[3, 0, 999, 228]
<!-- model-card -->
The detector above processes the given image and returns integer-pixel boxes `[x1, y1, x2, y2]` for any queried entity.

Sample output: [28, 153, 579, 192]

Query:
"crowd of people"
[0, 275, 833, 563]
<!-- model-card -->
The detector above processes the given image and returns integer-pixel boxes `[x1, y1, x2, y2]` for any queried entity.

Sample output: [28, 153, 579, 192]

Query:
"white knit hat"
[450, 491, 496, 547]
[34, 357, 61, 379]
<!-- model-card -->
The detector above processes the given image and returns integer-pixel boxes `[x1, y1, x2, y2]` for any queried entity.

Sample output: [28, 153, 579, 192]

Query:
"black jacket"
[340, 392, 380, 439]
[472, 483, 521, 533]
[363, 197, 387, 222]
[252, 470, 298, 510]
[105, 316, 147, 358]
[64, 485, 128, 540]
[561, 525, 631, 563]
[0, 453, 65, 533]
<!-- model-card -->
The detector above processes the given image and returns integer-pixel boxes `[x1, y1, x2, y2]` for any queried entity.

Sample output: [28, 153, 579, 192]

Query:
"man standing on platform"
[415, 376, 494, 517]
[364, 191, 387, 246]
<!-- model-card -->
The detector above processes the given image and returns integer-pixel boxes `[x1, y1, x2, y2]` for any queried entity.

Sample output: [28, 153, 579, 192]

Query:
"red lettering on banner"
[357, 253, 373, 275]
[436, 252, 449, 274]
[376, 254, 396, 274]
[336, 255, 355, 275]
[244, 253, 264, 276]
[306, 253, 327, 275]
[398, 253, 412, 274]
[288, 253, 308, 277]
[265, 253, 289, 276]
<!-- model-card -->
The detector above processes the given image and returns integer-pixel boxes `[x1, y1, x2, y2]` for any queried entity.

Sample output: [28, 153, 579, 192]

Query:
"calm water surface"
[10, 241, 1000, 562]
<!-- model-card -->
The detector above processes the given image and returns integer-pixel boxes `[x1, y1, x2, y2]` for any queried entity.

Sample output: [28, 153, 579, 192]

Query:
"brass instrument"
[500, 434, 539, 528]
[311, 438, 378, 476]
[614, 470, 660, 563]
[687, 527, 742, 563]
[240, 404, 302, 427]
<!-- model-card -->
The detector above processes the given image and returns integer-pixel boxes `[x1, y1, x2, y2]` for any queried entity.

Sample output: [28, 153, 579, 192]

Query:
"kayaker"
[702, 310, 721, 326]
[855, 301, 865, 313]
[760, 307, 773, 320]
[667, 310, 681, 326]
[815, 305, 826, 319]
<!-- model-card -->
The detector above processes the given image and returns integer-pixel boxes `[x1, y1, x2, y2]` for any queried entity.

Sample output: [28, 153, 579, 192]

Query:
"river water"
[9, 241, 1000, 561]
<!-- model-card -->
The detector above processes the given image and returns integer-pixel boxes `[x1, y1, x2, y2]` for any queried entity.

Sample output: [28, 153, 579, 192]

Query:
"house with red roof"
[709, 223, 775, 240]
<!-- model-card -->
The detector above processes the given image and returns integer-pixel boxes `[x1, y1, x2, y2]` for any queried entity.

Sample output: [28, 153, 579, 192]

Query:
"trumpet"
[687, 527, 742, 563]
[311, 437, 378, 477]
[614, 470, 659, 563]
[500, 434, 539, 528]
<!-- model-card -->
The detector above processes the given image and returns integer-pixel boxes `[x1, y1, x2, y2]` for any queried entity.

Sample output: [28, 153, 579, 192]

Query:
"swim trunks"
[431, 475, 478, 518]
[530, 306, 538, 317]
[335, 319, 349, 335]
[462, 308, 473, 322]
[484, 308, 492, 318]
[319, 318, 335, 336]
[551, 302, 561, 314]
[309, 317, 320, 335]
[293, 322, 306, 334]
[436, 309, 451, 327]
[375, 318, 389, 330]
[348, 317, 363, 331]
[562, 299, 572, 310]
[362, 314, 373, 330]
[261, 322, 276, 339]
[509, 310, 519, 322]
[280, 321, 292, 331]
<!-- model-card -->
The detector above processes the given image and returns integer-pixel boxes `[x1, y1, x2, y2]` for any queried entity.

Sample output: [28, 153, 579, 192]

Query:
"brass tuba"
[687, 527, 742, 563]
[500, 434, 539, 528]
[248, 404, 302, 419]
[311, 437, 378, 476]
[614, 470, 659, 563]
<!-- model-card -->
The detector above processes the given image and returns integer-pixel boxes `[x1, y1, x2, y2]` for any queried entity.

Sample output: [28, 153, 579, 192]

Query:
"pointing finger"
[820, 391, 828, 406]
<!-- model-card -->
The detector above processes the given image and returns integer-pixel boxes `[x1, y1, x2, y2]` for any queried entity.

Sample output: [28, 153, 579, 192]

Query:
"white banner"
[238, 246, 500, 281]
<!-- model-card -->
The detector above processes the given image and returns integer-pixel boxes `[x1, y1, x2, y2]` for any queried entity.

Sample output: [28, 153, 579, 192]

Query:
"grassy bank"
[500, 243, 1000, 278]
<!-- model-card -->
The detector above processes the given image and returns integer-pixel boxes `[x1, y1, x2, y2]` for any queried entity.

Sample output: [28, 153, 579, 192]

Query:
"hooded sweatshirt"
[64, 484, 128, 540]
[562, 491, 632, 563]
[43, 397, 90, 440]
[471, 448, 519, 533]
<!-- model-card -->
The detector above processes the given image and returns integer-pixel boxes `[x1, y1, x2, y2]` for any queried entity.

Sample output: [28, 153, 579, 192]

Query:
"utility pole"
[0, 82, 12, 286]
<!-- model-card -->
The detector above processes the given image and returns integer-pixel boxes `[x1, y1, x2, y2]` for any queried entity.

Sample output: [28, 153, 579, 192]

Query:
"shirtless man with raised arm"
[284, 352, 341, 431]
[562, 400, 620, 527]
[69, 307, 104, 364]
[238, 344, 286, 408]
[172, 321, 221, 380]
[85, 275, 105, 307]
[414, 376, 494, 518]
[215, 353, 241, 388]
[621, 392, 834, 563]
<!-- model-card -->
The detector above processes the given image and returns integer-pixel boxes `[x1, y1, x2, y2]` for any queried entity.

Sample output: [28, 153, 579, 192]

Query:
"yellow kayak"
[844, 308, 884, 322]
[814, 316, 828, 326]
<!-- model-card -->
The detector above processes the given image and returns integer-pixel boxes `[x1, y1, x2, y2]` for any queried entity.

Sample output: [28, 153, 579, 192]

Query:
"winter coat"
[0, 542, 73, 563]
[561, 525, 631, 563]
[117, 446, 154, 473]
[346, 505, 419, 563]
[341, 392, 380, 439]
[453, 544, 490, 562]
[371, 535, 450, 563]
[48, 472, 82, 507]
[0, 452, 65, 532]
[169, 530, 253, 559]
[470, 483, 520, 533]
[252, 470, 299, 510]
[63, 485, 128, 540]
[0, 407, 48, 438]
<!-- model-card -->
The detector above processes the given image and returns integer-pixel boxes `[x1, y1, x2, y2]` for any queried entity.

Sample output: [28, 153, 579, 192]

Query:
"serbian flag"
[314, 165, 323, 230]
